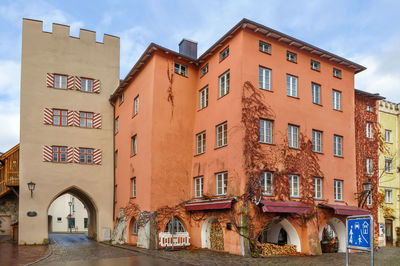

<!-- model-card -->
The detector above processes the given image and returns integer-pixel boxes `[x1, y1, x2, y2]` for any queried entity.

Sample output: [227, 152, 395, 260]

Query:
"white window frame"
[201, 64, 208, 77]
[131, 177, 136, 198]
[366, 158, 373, 175]
[385, 158, 393, 173]
[312, 83, 321, 104]
[79, 111, 93, 128]
[131, 219, 138, 235]
[312, 130, 322, 153]
[216, 172, 228, 196]
[334, 180, 343, 201]
[366, 192, 372, 206]
[385, 129, 392, 143]
[289, 174, 299, 198]
[314, 177, 323, 200]
[120, 93, 124, 104]
[259, 66, 271, 91]
[333, 68, 342, 78]
[174, 62, 187, 76]
[199, 86, 208, 110]
[311, 60, 320, 71]
[288, 124, 299, 149]
[81, 78, 93, 92]
[196, 131, 206, 155]
[260, 119, 273, 144]
[220, 47, 229, 61]
[53, 109, 68, 126]
[219, 70, 230, 98]
[131, 135, 137, 156]
[366, 122, 373, 138]
[261, 171, 273, 196]
[287, 51, 297, 62]
[134, 95, 139, 116]
[194, 176, 203, 198]
[259, 41, 271, 54]
[385, 189, 392, 203]
[286, 74, 298, 97]
[334, 135, 343, 157]
[333, 90, 341, 111]
[366, 105, 373, 112]
[115, 117, 119, 134]
[216, 122, 227, 148]
[54, 75, 67, 89]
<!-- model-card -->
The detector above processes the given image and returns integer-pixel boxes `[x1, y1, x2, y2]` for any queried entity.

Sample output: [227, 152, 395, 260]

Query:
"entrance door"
[0, 215, 11, 235]
[210, 221, 224, 251]
[385, 219, 393, 246]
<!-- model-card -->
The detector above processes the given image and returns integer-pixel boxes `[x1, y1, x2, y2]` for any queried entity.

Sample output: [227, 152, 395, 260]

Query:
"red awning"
[260, 200, 312, 214]
[185, 198, 235, 211]
[318, 203, 370, 216]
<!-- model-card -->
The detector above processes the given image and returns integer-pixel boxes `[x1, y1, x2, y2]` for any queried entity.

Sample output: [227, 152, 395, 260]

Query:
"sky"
[0, 0, 399, 152]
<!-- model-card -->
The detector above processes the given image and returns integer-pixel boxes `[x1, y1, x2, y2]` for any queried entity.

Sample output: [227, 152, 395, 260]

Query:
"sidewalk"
[0, 236, 48, 266]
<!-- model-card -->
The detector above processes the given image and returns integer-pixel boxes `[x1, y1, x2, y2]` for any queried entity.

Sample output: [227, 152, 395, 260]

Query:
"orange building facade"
[111, 19, 375, 255]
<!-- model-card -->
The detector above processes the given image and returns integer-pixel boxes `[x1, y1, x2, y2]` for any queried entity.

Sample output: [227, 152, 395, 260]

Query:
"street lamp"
[363, 182, 372, 193]
[27, 181, 36, 198]
[358, 181, 373, 208]
[68, 201, 72, 233]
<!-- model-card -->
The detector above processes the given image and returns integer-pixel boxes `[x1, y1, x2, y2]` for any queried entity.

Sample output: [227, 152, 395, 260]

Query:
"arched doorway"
[201, 217, 224, 251]
[319, 217, 346, 252]
[47, 186, 97, 240]
[258, 218, 301, 252]
[128, 217, 138, 244]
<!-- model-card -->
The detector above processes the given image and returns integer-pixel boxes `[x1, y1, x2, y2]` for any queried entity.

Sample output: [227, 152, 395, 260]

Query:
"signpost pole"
[346, 214, 374, 266]
[346, 218, 349, 266]
[371, 216, 374, 266]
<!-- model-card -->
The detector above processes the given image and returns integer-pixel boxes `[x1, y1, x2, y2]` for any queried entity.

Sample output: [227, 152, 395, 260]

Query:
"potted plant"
[321, 227, 335, 253]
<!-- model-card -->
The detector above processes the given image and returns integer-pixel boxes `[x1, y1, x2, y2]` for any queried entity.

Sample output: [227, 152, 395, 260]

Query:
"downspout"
[110, 99, 116, 221]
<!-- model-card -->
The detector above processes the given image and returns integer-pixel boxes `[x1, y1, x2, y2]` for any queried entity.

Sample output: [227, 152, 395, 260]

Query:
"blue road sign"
[347, 217, 371, 249]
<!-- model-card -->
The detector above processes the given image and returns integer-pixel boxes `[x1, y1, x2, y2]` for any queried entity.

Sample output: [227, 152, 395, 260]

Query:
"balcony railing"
[0, 181, 9, 196]
[5, 174, 19, 187]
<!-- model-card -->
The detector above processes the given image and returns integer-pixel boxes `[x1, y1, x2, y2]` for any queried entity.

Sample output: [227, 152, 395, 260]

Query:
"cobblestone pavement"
[0, 235, 48, 266]
[36, 233, 186, 265]
[116, 244, 400, 266]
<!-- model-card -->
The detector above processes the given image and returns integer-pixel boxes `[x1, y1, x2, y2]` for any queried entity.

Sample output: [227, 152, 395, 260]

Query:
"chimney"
[179, 39, 197, 59]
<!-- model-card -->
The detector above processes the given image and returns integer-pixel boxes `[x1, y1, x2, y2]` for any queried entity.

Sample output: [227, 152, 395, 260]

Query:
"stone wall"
[0, 192, 18, 224]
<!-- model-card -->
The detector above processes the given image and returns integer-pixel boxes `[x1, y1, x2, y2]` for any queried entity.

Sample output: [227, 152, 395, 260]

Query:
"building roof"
[0, 144, 20, 160]
[355, 89, 385, 100]
[110, 18, 367, 102]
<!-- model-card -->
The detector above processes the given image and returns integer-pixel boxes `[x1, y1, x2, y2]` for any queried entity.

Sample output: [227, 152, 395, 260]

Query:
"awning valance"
[260, 200, 312, 214]
[318, 203, 370, 216]
[185, 198, 235, 211]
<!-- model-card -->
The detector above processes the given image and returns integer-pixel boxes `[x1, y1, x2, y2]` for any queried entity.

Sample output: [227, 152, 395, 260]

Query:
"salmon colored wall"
[240, 28, 357, 206]
[114, 56, 156, 215]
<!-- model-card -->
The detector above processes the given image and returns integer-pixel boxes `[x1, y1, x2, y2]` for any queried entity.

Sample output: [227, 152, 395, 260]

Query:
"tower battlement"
[22, 18, 119, 45]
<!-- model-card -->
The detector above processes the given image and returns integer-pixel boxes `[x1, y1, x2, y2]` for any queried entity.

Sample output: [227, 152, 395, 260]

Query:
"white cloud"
[354, 36, 400, 102]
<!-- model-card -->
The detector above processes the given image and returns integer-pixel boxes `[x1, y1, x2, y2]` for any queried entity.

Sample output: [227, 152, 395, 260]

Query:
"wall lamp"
[358, 181, 372, 208]
[27, 181, 36, 198]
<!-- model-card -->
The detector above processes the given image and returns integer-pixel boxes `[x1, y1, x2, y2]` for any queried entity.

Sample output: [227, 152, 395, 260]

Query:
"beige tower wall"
[19, 19, 119, 244]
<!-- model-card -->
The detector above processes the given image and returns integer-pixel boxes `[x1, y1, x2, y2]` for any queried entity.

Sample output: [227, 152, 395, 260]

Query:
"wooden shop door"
[385, 219, 393, 246]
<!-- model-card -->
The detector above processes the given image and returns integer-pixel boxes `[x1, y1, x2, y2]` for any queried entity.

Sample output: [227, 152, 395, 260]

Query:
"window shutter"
[73, 111, 80, 127]
[93, 79, 101, 93]
[67, 111, 75, 126]
[43, 145, 53, 162]
[74, 77, 81, 90]
[73, 147, 80, 163]
[93, 149, 102, 165]
[93, 113, 102, 129]
[44, 108, 53, 125]
[67, 147, 74, 163]
[67, 76, 75, 90]
[46, 73, 54, 87]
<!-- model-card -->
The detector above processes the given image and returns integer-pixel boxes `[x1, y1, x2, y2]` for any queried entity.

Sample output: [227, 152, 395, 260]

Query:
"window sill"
[385, 172, 393, 174]
[132, 114, 138, 119]
[333, 76, 342, 80]
[289, 147, 300, 150]
[260, 142, 275, 146]
[174, 72, 188, 78]
[313, 102, 323, 107]
[52, 87, 68, 90]
[259, 50, 271, 55]
[130, 197, 136, 199]
[216, 194, 227, 197]
[334, 155, 344, 159]
[334, 200, 343, 202]
[217, 93, 229, 100]
[259, 88, 273, 93]
[263, 193, 273, 196]
[313, 151, 323, 154]
[311, 68, 320, 72]
[215, 145, 227, 150]
[287, 95, 299, 99]
[385, 202, 393, 204]
[198, 106, 208, 112]
[130, 154, 137, 158]
[194, 152, 205, 157]
[314, 198, 323, 201]
[290, 196, 300, 199]
[333, 109, 343, 112]
[287, 60, 297, 64]
[219, 56, 228, 63]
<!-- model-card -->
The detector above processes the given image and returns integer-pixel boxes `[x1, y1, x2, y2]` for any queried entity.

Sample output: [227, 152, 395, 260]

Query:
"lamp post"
[68, 201, 72, 233]
[27, 181, 36, 198]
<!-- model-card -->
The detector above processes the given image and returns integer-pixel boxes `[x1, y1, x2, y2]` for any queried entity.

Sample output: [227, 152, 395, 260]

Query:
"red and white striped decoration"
[67, 147, 74, 163]
[73, 147, 80, 163]
[73, 111, 80, 127]
[67, 76, 75, 90]
[67, 111, 74, 126]
[46, 73, 55, 87]
[93, 149, 102, 165]
[93, 113, 102, 129]
[43, 145, 53, 162]
[93, 79, 101, 93]
[43, 108, 53, 125]
[74, 77, 81, 90]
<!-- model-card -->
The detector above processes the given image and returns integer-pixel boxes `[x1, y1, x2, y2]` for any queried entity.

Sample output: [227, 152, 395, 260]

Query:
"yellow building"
[379, 100, 400, 246]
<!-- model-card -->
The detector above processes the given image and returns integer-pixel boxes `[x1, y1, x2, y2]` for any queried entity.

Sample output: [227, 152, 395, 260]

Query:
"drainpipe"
[111, 100, 116, 221]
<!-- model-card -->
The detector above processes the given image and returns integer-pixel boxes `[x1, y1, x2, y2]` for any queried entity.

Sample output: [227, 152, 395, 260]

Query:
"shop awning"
[185, 198, 236, 211]
[318, 203, 370, 216]
[260, 200, 312, 214]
